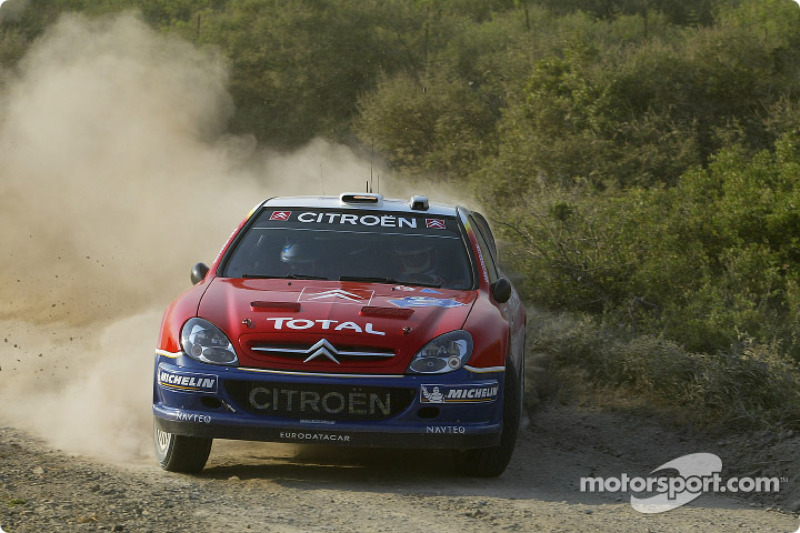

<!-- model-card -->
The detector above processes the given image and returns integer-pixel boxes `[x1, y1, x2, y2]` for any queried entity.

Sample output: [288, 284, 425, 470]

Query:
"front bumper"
[153, 353, 505, 450]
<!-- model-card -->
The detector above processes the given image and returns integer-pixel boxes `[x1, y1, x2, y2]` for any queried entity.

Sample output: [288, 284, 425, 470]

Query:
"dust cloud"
[0, 11, 414, 462]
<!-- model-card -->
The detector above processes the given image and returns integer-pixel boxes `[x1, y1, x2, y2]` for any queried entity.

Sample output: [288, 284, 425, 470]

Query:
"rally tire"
[452, 359, 522, 477]
[153, 421, 212, 473]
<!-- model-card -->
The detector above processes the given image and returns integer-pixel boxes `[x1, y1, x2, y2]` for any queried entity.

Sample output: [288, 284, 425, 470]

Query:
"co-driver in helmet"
[393, 240, 443, 287]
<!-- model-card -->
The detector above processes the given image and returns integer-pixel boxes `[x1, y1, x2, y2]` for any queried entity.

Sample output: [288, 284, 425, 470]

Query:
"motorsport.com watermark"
[580, 453, 786, 514]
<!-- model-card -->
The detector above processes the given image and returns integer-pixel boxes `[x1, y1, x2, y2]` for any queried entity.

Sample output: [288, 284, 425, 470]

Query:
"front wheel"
[452, 358, 522, 477]
[153, 421, 212, 473]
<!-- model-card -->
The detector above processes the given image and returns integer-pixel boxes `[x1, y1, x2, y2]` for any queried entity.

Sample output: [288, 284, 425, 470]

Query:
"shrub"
[528, 310, 800, 430]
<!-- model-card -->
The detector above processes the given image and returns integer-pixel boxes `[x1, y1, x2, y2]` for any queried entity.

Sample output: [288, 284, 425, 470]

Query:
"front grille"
[248, 338, 396, 364]
[226, 381, 415, 421]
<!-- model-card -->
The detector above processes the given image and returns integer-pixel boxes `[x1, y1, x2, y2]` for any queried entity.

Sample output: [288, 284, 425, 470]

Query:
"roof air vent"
[409, 196, 429, 211]
[340, 193, 383, 205]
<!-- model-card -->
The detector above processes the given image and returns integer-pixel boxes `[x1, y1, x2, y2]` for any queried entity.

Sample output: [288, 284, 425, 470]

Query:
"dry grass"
[526, 308, 800, 432]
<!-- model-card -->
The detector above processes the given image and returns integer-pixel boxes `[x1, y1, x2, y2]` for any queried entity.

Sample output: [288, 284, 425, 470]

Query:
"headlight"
[407, 331, 473, 374]
[180, 318, 239, 365]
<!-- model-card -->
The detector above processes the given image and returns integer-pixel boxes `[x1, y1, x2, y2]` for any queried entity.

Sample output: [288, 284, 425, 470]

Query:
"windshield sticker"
[426, 219, 446, 229]
[270, 211, 292, 221]
[299, 288, 374, 304]
[253, 208, 462, 237]
[387, 296, 466, 309]
[298, 211, 417, 228]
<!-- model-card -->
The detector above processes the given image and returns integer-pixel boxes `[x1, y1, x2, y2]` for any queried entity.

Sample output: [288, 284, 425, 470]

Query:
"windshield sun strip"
[247, 226, 463, 240]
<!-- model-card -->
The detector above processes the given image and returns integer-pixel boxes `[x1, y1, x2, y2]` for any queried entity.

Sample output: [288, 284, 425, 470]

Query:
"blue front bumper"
[153, 353, 504, 449]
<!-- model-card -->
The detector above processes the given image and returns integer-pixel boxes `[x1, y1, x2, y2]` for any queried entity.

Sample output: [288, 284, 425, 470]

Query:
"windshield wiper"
[339, 275, 442, 288]
[285, 274, 329, 280]
[339, 276, 399, 284]
[243, 273, 329, 280]
[401, 280, 442, 289]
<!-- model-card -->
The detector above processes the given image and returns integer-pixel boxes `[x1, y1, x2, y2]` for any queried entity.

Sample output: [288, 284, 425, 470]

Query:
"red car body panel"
[157, 276, 510, 372]
[198, 279, 476, 373]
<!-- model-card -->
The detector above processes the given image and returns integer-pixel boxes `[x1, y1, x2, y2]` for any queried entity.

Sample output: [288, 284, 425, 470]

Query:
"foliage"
[531, 0, 723, 25]
[6, 0, 800, 430]
[529, 310, 800, 430]
[492, 134, 800, 359]
[355, 69, 498, 180]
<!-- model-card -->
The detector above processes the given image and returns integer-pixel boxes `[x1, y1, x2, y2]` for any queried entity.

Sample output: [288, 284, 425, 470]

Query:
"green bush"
[355, 69, 496, 180]
[489, 133, 800, 360]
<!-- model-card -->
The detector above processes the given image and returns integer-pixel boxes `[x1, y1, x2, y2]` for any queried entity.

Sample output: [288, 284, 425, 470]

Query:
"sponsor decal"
[426, 425, 466, 434]
[420, 288, 442, 294]
[393, 285, 416, 292]
[249, 387, 391, 416]
[175, 412, 212, 424]
[300, 419, 336, 425]
[279, 431, 351, 443]
[265, 317, 386, 336]
[426, 218, 446, 229]
[269, 210, 292, 221]
[474, 239, 490, 283]
[299, 287, 374, 304]
[387, 296, 466, 309]
[297, 211, 418, 229]
[158, 367, 218, 393]
[420, 382, 499, 404]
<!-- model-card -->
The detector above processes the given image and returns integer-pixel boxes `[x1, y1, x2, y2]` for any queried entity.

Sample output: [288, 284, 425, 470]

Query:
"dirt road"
[2, 401, 797, 533]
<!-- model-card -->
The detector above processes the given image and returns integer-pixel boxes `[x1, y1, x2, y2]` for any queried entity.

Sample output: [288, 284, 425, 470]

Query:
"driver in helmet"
[280, 239, 324, 278]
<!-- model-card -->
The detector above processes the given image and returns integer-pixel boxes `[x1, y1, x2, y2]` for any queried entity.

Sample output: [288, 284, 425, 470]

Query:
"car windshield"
[221, 208, 474, 290]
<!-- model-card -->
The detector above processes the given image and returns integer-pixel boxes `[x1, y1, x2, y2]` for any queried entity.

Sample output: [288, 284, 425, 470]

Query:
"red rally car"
[153, 193, 526, 476]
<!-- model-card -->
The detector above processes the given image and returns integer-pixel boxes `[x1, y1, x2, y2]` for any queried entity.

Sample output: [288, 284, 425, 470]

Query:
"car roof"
[261, 193, 462, 218]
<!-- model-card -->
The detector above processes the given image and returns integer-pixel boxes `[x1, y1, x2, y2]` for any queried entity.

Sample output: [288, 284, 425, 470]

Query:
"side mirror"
[491, 278, 512, 304]
[191, 263, 210, 285]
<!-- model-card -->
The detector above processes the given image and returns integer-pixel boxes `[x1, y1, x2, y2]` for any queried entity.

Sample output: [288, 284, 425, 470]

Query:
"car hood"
[197, 278, 477, 374]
